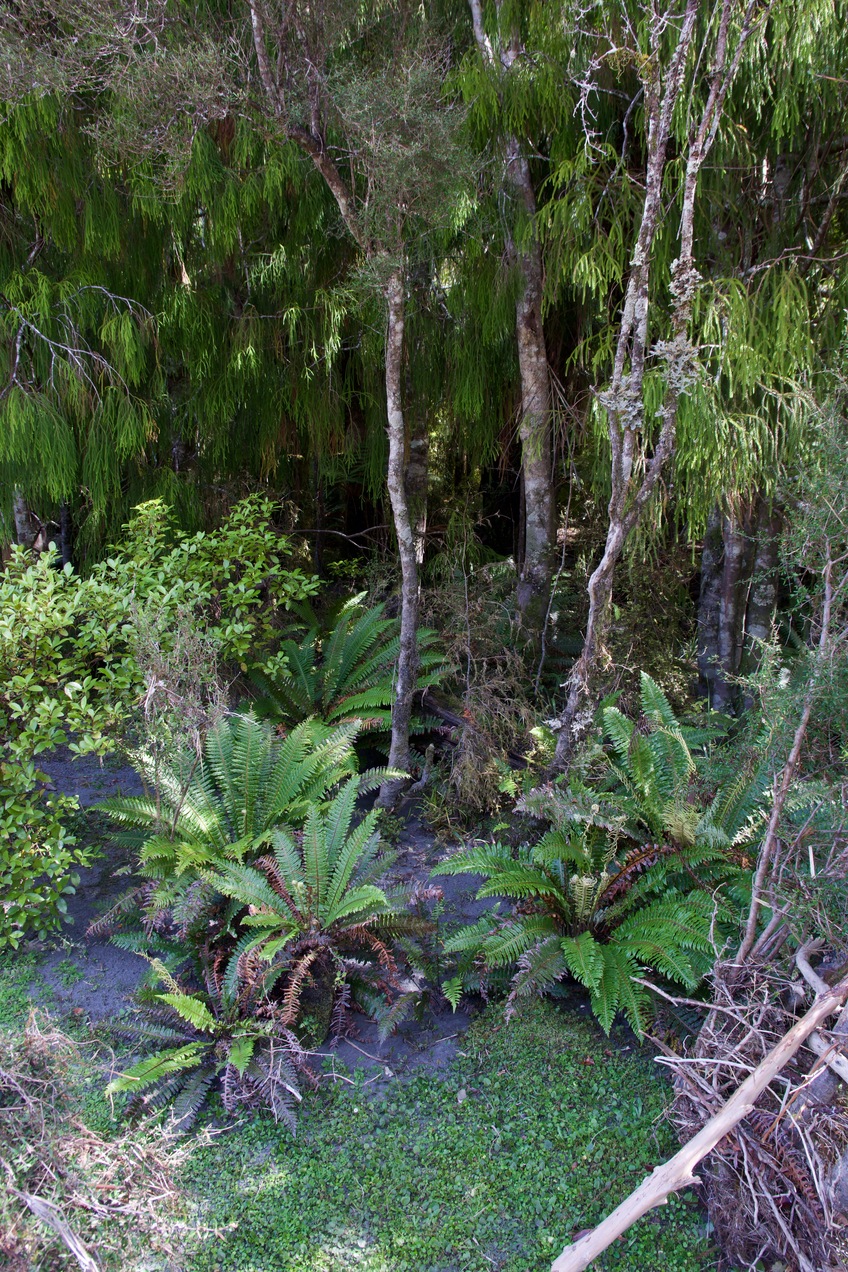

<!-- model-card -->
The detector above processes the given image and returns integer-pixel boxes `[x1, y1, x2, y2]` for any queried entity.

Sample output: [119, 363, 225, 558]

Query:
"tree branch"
[550, 973, 848, 1272]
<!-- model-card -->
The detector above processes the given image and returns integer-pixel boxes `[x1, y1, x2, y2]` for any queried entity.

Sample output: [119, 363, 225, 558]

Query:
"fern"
[106, 963, 309, 1134]
[434, 705, 758, 1034]
[249, 595, 445, 734]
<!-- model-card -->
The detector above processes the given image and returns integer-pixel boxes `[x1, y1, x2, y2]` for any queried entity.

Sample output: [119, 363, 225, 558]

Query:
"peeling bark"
[378, 269, 420, 802]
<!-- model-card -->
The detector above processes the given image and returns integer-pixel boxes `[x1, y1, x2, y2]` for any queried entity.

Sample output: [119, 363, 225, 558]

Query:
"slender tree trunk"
[13, 489, 38, 550]
[378, 268, 420, 805]
[405, 409, 429, 566]
[697, 507, 724, 701]
[509, 142, 554, 632]
[699, 500, 781, 708]
[468, 0, 554, 637]
[59, 500, 73, 567]
[552, 0, 761, 771]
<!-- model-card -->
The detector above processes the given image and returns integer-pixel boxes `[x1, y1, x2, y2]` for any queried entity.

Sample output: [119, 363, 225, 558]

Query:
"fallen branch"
[550, 973, 848, 1272]
[805, 1030, 848, 1084]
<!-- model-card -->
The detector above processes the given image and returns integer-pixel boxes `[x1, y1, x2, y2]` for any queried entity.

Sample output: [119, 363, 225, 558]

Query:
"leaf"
[105, 1043, 205, 1094]
[228, 1035, 257, 1076]
[156, 992, 216, 1033]
[560, 932, 605, 992]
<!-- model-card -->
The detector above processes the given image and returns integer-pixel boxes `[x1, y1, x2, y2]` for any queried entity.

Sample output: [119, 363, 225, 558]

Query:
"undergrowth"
[178, 999, 718, 1272]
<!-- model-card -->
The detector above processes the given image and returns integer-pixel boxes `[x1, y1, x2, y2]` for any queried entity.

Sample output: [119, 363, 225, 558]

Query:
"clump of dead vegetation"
[660, 948, 848, 1272]
[1, 1011, 188, 1271]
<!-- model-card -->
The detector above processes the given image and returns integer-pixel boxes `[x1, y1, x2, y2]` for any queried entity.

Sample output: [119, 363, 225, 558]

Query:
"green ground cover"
[180, 1000, 715, 1272]
[0, 943, 719, 1272]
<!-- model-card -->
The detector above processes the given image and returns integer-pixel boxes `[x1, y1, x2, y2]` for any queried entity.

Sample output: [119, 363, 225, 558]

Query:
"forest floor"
[1, 751, 724, 1272]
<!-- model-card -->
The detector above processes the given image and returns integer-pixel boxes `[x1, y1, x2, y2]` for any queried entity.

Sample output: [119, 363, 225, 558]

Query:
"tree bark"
[552, 0, 763, 770]
[509, 141, 554, 633]
[13, 489, 38, 550]
[713, 507, 755, 711]
[378, 268, 419, 804]
[741, 503, 781, 669]
[468, 0, 554, 637]
[247, 1, 421, 801]
[697, 507, 724, 700]
[405, 409, 429, 566]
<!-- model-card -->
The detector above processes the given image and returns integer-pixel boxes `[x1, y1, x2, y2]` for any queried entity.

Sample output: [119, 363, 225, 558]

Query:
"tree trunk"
[13, 489, 38, 551]
[378, 268, 419, 806]
[468, 1, 554, 638]
[741, 503, 781, 671]
[697, 507, 724, 701]
[553, 518, 627, 767]
[405, 409, 429, 566]
[509, 142, 554, 634]
[552, 0, 757, 770]
[59, 500, 73, 567]
[699, 501, 780, 708]
[713, 507, 755, 711]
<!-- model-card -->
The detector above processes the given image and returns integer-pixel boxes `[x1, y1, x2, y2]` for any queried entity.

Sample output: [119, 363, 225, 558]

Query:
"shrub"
[0, 495, 320, 947]
[0, 761, 92, 949]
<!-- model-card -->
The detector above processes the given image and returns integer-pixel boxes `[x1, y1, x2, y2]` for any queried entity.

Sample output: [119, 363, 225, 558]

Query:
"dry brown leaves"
[1, 1010, 190, 1270]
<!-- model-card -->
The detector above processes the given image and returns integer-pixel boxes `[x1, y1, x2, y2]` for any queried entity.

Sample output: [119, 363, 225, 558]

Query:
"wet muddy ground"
[27, 751, 495, 1080]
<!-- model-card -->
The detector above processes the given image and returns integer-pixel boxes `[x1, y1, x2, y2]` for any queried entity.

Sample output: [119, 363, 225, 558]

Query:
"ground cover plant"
[176, 999, 717, 1272]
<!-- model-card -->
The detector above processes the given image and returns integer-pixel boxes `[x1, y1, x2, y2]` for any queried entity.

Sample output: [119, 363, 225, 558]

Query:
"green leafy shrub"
[248, 593, 444, 733]
[437, 675, 762, 1033]
[0, 761, 92, 949]
[107, 958, 310, 1133]
[0, 495, 319, 948]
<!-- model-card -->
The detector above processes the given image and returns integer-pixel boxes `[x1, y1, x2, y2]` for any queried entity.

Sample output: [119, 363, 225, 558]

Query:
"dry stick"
[550, 973, 848, 1272]
[3, 1171, 100, 1272]
[737, 551, 834, 963]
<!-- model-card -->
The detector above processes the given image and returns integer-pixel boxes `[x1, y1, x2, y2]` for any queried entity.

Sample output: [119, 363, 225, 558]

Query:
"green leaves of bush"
[0, 760, 93, 949]
[0, 496, 319, 948]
